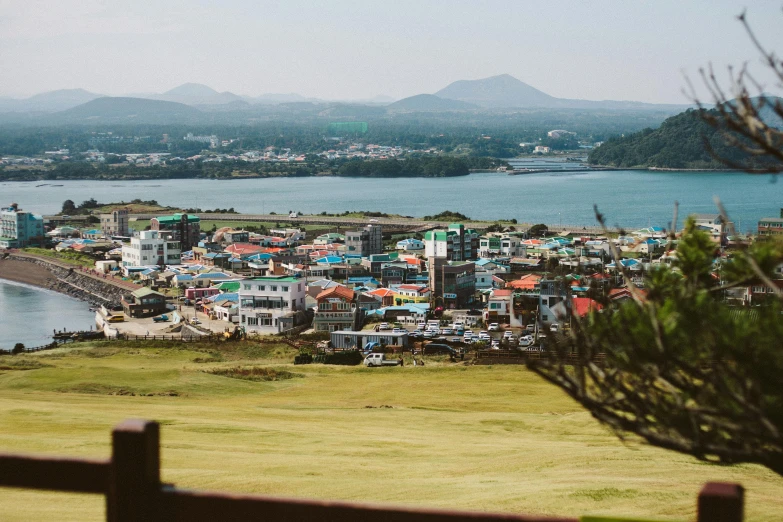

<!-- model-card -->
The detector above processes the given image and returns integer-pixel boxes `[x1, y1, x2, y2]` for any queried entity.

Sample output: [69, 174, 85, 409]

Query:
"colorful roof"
[316, 285, 355, 302]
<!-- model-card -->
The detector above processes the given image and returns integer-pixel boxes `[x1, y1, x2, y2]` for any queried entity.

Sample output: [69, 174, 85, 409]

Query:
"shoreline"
[0, 258, 61, 291]
[0, 256, 128, 307]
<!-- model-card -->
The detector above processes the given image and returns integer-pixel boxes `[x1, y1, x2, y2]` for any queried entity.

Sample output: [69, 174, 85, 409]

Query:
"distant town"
[3, 200, 781, 350]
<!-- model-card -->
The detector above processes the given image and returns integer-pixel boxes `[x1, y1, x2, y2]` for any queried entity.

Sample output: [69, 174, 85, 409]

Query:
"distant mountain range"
[0, 75, 691, 116]
[434, 74, 689, 111]
[52, 97, 201, 124]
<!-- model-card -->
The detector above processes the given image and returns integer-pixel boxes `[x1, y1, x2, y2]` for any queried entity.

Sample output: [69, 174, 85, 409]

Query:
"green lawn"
[0, 342, 781, 521]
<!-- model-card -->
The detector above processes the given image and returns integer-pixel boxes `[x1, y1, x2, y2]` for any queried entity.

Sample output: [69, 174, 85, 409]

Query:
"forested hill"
[587, 108, 765, 169]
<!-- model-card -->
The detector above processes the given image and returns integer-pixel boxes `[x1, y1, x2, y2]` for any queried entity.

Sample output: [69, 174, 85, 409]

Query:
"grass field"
[0, 342, 781, 521]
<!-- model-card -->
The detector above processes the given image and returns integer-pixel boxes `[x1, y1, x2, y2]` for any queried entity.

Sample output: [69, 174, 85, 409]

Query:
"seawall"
[0, 253, 139, 306]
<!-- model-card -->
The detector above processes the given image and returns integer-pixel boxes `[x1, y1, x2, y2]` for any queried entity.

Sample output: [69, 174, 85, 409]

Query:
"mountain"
[436, 74, 557, 108]
[155, 83, 244, 106]
[0, 89, 104, 112]
[435, 74, 689, 111]
[387, 94, 477, 112]
[52, 97, 202, 124]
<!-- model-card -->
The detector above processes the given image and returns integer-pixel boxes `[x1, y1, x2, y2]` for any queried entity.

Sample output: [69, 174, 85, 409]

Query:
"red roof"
[316, 285, 355, 302]
[492, 289, 513, 297]
[225, 243, 264, 256]
[572, 298, 603, 317]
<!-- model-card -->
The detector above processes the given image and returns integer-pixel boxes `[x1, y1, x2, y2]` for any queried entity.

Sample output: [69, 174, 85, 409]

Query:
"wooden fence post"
[107, 420, 161, 522]
[698, 482, 744, 522]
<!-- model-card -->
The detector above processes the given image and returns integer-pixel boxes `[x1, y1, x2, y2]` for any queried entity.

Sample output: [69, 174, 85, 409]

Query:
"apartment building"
[239, 275, 307, 334]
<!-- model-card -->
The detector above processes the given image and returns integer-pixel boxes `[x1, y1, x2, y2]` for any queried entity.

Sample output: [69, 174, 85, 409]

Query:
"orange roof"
[369, 288, 396, 297]
[507, 274, 542, 290]
[316, 285, 355, 302]
[572, 297, 603, 317]
[491, 289, 513, 297]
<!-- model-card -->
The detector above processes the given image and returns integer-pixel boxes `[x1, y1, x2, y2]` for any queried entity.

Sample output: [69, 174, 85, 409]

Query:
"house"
[345, 224, 382, 257]
[391, 284, 430, 305]
[380, 262, 408, 285]
[0, 203, 45, 249]
[538, 279, 569, 326]
[366, 287, 396, 307]
[758, 213, 783, 236]
[691, 213, 727, 243]
[424, 224, 479, 261]
[330, 330, 409, 350]
[428, 258, 475, 309]
[121, 230, 181, 268]
[313, 285, 363, 332]
[239, 275, 307, 334]
[192, 272, 232, 288]
[121, 287, 168, 318]
[150, 213, 200, 251]
[100, 208, 129, 238]
[396, 238, 424, 251]
[212, 298, 239, 323]
[485, 288, 513, 323]
[184, 287, 220, 301]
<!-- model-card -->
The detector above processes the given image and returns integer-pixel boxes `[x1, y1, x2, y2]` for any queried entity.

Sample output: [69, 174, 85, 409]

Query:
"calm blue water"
[2, 170, 781, 233]
[0, 280, 96, 351]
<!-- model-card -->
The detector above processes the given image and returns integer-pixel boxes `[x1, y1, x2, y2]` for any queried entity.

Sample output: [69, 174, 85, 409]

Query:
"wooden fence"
[0, 420, 744, 522]
[476, 350, 607, 365]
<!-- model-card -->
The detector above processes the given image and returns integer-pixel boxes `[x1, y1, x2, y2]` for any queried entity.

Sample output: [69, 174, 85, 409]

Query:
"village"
[3, 200, 781, 357]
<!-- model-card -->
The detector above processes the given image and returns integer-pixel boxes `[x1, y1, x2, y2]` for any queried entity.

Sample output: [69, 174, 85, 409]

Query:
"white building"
[121, 230, 181, 267]
[424, 224, 479, 261]
[396, 238, 425, 251]
[239, 275, 306, 334]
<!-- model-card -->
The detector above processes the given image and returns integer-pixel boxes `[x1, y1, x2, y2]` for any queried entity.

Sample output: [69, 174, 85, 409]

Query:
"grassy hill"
[0, 342, 782, 521]
[588, 107, 783, 170]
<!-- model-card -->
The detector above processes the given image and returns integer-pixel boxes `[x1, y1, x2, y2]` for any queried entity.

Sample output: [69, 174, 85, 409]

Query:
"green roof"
[131, 287, 165, 298]
[216, 281, 240, 292]
[155, 213, 200, 225]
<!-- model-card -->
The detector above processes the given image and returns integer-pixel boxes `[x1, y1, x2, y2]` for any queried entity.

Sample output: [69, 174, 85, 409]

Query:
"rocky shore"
[0, 255, 128, 307]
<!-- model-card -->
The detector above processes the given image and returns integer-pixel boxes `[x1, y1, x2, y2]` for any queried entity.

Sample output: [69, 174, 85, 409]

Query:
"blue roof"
[175, 274, 194, 280]
[194, 272, 230, 279]
[247, 253, 274, 261]
[316, 256, 342, 264]
[348, 276, 379, 284]
[208, 292, 238, 303]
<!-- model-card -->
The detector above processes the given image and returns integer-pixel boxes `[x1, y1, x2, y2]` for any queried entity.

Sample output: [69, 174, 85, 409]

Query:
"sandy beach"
[0, 258, 58, 289]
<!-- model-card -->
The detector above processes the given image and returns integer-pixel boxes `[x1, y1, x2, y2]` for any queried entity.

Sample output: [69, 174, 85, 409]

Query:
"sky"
[1, 0, 782, 104]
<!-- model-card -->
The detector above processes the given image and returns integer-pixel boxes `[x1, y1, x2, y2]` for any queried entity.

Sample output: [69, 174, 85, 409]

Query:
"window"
[298, 284, 302, 291]
[243, 284, 251, 290]
[282, 286, 289, 292]
[246, 317, 258, 326]
[271, 286, 277, 291]
[257, 285, 265, 291]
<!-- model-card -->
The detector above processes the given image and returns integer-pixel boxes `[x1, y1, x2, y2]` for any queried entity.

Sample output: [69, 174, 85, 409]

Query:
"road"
[42, 212, 619, 234]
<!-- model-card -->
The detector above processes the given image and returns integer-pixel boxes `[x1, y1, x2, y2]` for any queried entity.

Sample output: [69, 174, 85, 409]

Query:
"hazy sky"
[1, 0, 782, 103]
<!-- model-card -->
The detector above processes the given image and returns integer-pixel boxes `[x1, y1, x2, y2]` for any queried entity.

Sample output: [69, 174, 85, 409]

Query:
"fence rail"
[0, 420, 744, 522]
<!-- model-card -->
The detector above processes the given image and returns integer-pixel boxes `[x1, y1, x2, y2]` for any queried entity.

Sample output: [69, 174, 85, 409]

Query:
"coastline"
[0, 255, 132, 307]
[0, 258, 60, 290]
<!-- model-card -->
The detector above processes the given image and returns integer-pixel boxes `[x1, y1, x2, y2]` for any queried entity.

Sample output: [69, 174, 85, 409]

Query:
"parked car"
[450, 337, 462, 343]
[454, 328, 464, 336]
[378, 322, 390, 330]
[487, 323, 500, 331]
[417, 322, 427, 330]
[423, 343, 456, 355]
[549, 323, 560, 333]
[423, 330, 435, 339]
[452, 321, 464, 330]
[490, 339, 500, 349]
[410, 330, 423, 338]
[440, 327, 453, 335]
[478, 331, 491, 341]
[503, 330, 514, 339]
[364, 353, 401, 367]
[518, 335, 534, 347]
[392, 328, 406, 334]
